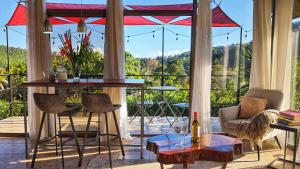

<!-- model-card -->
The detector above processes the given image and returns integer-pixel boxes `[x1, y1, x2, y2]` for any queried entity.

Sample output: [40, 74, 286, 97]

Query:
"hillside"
[0, 42, 252, 76]
[0, 45, 26, 68]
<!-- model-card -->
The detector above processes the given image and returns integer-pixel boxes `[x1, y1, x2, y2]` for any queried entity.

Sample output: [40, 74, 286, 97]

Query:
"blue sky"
[0, 0, 253, 58]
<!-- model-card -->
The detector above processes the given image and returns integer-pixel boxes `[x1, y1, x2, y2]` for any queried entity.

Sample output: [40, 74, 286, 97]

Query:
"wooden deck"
[0, 115, 221, 136]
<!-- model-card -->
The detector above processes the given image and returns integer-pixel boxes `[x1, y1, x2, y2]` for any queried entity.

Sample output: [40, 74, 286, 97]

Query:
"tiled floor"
[0, 116, 299, 169]
[1, 136, 299, 169]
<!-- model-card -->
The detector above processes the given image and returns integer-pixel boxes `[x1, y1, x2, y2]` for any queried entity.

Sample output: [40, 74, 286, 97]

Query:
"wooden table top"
[147, 134, 242, 165]
[22, 78, 145, 88]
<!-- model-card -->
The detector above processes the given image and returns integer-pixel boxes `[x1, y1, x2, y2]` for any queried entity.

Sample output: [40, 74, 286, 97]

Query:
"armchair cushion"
[239, 96, 268, 119]
[224, 119, 250, 129]
[218, 105, 240, 133]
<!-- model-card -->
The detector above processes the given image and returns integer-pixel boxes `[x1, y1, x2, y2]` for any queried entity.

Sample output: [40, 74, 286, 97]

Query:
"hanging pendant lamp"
[43, 19, 53, 34]
[77, 18, 87, 33]
[77, 0, 87, 34]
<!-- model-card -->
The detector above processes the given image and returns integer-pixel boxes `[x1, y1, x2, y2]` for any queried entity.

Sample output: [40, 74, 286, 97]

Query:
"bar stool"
[31, 93, 81, 169]
[79, 93, 125, 168]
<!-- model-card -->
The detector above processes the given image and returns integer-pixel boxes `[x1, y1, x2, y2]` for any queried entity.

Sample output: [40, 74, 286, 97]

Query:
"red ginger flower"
[83, 31, 92, 46]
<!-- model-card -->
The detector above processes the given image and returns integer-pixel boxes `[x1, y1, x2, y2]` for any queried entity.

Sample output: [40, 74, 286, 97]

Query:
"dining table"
[22, 78, 145, 159]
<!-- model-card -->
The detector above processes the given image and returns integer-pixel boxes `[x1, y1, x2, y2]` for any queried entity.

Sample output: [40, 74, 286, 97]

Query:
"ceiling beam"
[47, 9, 106, 17]
[124, 10, 193, 16]
[47, 9, 193, 17]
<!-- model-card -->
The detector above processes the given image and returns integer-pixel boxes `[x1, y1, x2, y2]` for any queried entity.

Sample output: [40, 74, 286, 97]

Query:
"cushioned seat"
[218, 88, 283, 161]
[79, 93, 125, 168]
[31, 93, 81, 169]
[224, 119, 250, 129]
[33, 93, 80, 114]
[113, 104, 122, 110]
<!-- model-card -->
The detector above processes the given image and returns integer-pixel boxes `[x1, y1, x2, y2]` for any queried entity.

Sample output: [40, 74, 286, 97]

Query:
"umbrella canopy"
[89, 16, 159, 25]
[171, 6, 240, 27]
[6, 4, 73, 26]
[127, 4, 193, 24]
[6, 3, 240, 28]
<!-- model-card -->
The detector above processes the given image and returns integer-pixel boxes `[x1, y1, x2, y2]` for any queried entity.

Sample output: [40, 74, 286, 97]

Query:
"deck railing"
[0, 73, 243, 120]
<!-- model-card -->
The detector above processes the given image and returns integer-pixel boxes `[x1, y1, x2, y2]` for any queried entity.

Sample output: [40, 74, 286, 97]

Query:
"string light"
[241, 28, 252, 39]
[7, 27, 26, 36]
[218, 0, 224, 6]
[164, 28, 190, 38]
[3, 23, 253, 45]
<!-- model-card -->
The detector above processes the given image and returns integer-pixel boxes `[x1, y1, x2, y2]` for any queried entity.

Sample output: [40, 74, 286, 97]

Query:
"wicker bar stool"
[79, 93, 125, 168]
[31, 93, 81, 169]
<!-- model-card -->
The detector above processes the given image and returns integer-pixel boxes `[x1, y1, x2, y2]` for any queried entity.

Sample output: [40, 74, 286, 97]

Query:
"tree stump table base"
[147, 134, 242, 169]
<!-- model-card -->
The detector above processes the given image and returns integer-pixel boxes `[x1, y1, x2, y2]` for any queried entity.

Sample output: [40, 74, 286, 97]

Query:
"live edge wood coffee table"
[147, 134, 242, 169]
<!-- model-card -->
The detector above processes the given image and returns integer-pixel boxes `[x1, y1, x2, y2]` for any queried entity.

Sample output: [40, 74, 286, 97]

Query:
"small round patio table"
[147, 134, 242, 169]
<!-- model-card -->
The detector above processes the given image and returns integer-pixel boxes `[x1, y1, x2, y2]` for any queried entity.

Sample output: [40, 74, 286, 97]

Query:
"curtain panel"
[249, 0, 272, 89]
[271, 0, 294, 110]
[191, 0, 212, 134]
[103, 0, 129, 138]
[250, 0, 294, 110]
[26, 0, 52, 139]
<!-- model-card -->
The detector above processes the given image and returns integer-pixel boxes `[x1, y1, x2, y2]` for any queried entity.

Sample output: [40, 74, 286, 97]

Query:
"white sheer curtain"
[249, 0, 272, 89]
[103, 0, 129, 138]
[250, 0, 294, 111]
[191, 0, 212, 134]
[26, 0, 52, 139]
[271, 0, 294, 110]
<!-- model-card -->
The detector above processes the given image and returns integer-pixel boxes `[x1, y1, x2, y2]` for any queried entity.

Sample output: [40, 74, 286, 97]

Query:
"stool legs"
[31, 111, 46, 168]
[78, 112, 92, 167]
[68, 114, 81, 157]
[54, 115, 58, 155]
[112, 110, 125, 157]
[79, 110, 125, 168]
[256, 145, 260, 161]
[105, 112, 113, 169]
[58, 114, 65, 169]
[98, 114, 101, 155]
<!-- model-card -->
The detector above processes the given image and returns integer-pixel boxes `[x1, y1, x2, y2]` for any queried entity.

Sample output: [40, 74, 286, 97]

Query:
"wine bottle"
[191, 112, 200, 143]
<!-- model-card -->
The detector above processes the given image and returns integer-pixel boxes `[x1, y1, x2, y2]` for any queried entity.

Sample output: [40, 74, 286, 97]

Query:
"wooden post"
[6, 26, 13, 116]
[236, 27, 243, 103]
[270, 0, 276, 88]
[188, 0, 198, 132]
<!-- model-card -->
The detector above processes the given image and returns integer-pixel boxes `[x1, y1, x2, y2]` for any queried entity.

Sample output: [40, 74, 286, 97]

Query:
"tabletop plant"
[58, 29, 93, 80]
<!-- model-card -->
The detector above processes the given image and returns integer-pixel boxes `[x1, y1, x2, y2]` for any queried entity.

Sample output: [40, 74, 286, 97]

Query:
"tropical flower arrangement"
[59, 29, 93, 79]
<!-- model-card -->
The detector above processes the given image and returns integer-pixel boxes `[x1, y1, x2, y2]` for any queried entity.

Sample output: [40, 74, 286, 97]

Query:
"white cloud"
[93, 48, 104, 54]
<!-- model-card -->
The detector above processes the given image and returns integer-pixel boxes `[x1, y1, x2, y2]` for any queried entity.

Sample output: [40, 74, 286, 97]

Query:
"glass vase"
[72, 64, 81, 82]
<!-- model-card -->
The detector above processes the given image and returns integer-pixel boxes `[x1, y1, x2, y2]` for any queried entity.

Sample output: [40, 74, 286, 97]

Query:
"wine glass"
[172, 121, 183, 147]
[181, 118, 189, 145]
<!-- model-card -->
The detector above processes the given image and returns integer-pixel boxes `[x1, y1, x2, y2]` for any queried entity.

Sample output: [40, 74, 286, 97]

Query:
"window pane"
[290, 19, 300, 109]
[211, 0, 253, 116]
